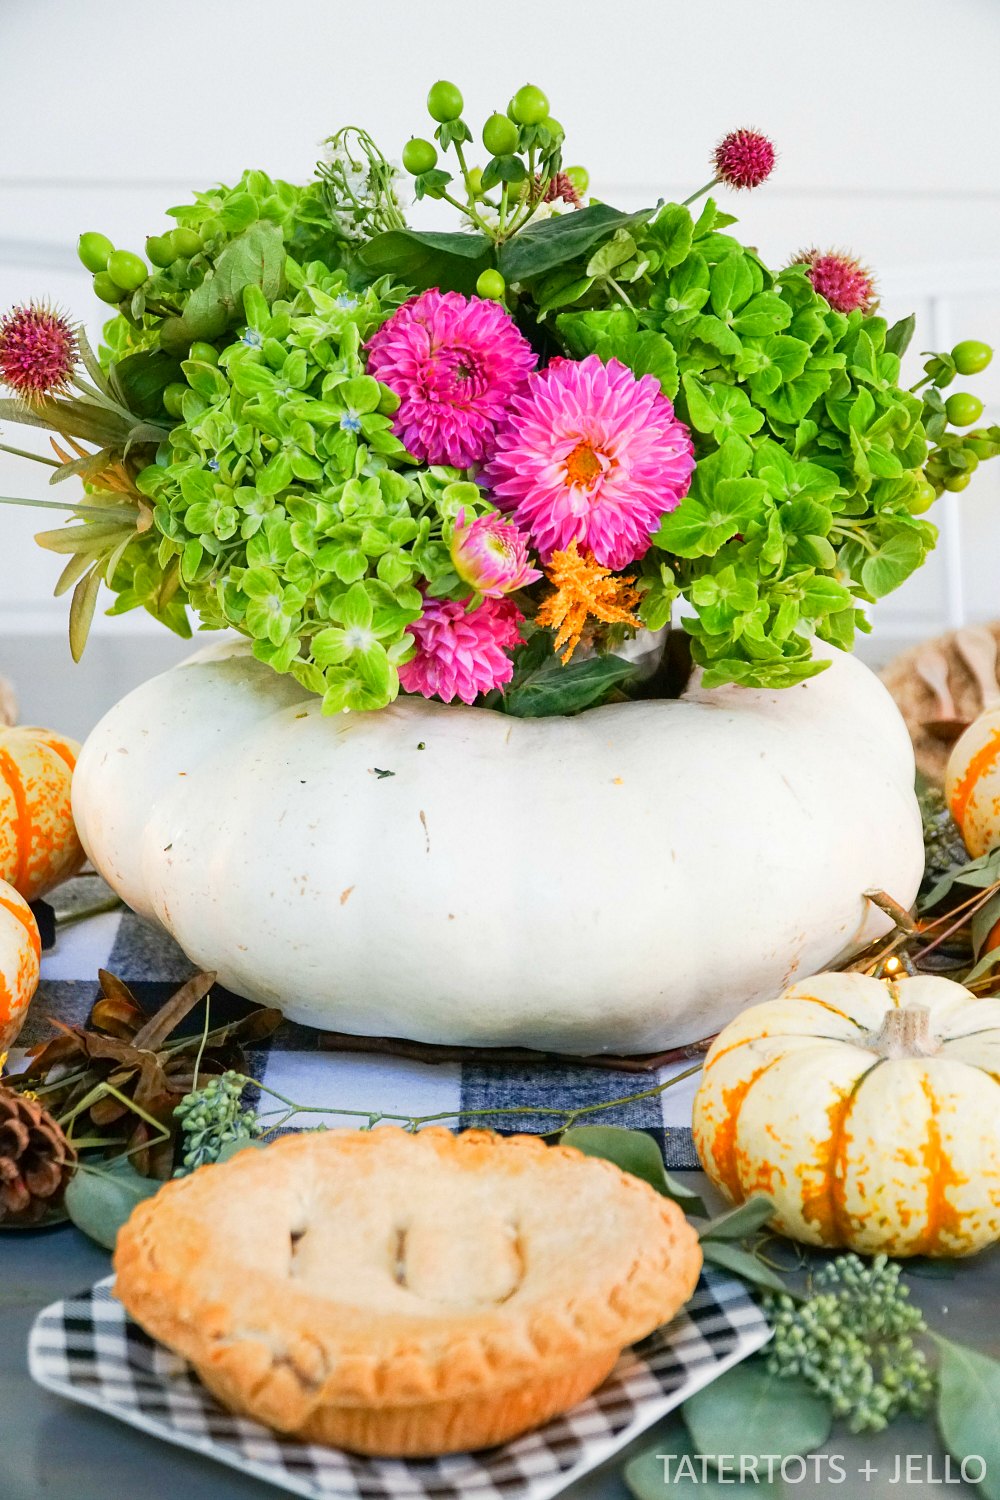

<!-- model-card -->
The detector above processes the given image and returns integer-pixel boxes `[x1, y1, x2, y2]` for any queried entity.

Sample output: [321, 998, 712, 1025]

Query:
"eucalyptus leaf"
[683, 1362, 832, 1463]
[700, 1240, 791, 1296]
[561, 1126, 706, 1214]
[625, 1418, 786, 1499]
[64, 1157, 164, 1250]
[971, 889, 1000, 958]
[934, 1335, 1000, 1500]
[698, 1195, 777, 1242]
[920, 846, 1000, 911]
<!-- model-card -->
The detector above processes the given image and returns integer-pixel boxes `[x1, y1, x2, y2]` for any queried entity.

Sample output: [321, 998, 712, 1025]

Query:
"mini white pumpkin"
[693, 971, 1000, 1257]
[71, 639, 923, 1054]
[946, 707, 1000, 857]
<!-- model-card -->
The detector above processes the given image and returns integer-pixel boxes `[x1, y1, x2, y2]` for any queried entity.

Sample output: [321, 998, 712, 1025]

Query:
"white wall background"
[1, 0, 999, 733]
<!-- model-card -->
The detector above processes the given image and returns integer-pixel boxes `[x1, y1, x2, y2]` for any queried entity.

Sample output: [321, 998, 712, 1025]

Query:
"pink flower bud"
[449, 510, 542, 597]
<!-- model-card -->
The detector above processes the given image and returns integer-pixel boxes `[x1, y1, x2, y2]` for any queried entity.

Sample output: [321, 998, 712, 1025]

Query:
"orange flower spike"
[535, 541, 641, 663]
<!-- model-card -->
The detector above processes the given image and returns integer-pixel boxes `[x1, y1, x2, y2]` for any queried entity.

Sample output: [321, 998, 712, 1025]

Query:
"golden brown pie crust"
[113, 1127, 702, 1456]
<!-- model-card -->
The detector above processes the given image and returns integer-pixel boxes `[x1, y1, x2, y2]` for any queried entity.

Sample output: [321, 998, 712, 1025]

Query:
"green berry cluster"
[134, 262, 493, 712]
[173, 1070, 261, 1175]
[764, 1254, 934, 1433]
[917, 339, 997, 495]
[399, 78, 584, 252]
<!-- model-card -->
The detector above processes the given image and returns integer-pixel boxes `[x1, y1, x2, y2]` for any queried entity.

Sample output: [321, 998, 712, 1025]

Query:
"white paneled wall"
[1, 0, 999, 731]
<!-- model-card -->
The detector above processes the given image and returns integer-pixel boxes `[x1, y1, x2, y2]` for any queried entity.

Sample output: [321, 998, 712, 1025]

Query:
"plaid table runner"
[22, 876, 703, 1168]
[29, 1270, 770, 1500]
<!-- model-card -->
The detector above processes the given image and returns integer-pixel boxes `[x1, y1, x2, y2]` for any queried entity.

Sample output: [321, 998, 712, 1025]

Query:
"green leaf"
[357, 229, 492, 295]
[648, 202, 695, 270]
[561, 1126, 706, 1214]
[64, 1157, 163, 1250]
[698, 1194, 777, 1242]
[498, 203, 653, 285]
[885, 313, 917, 357]
[501, 650, 635, 717]
[626, 1419, 786, 1498]
[934, 1335, 1000, 1500]
[920, 846, 1000, 911]
[860, 530, 925, 597]
[710, 253, 755, 317]
[700, 1241, 791, 1297]
[111, 349, 183, 418]
[683, 1363, 832, 1464]
[480, 154, 526, 190]
[161, 222, 285, 352]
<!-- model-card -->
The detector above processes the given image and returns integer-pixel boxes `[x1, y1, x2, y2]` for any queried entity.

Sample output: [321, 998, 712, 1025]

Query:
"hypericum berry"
[541, 116, 563, 141]
[466, 165, 485, 196]
[106, 250, 148, 293]
[188, 341, 219, 365]
[944, 469, 973, 492]
[427, 79, 463, 123]
[476, 269, 506, 300]
[952, 339, 993, 376]
[402, 136, 438, 175]
[907, 477, 937, 514]
[945, 391, 985, 427]
[565, 165, 589, 196]
[163, 382, 187, 417]
[145, 234, 175, 267]
[712, 128, 776, 190]
[167, 226, 202, 259]
[510, 84, 549, 126]
[92, 272, 122, 305]
[483, 112, 519, 156]
[796, 249, 877, 315]
[0, 302, 78, 402]
[77, 232, 114, 273]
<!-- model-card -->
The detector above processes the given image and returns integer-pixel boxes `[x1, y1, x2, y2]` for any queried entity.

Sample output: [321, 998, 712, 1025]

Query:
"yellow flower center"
[564, 440, 605, 490]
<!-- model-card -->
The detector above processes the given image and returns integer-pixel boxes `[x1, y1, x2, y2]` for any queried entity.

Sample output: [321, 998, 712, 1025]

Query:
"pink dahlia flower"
[399, 595, 523, 705]
[484, 355, 695, 569]
[796, 249, 877, 315]
[450, 510, 541, 597]
[713, 129, 776, 191]
[0, 302, 78, 402]
[365, 290, 537, 468]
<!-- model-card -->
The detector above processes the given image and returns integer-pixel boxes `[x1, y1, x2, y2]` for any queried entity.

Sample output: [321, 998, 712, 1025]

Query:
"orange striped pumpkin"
[0, 725, 84, 902]
[692, 972, 1000, 1258]
[0, 879, 41, 1052]
[946, 708, 1000, 857]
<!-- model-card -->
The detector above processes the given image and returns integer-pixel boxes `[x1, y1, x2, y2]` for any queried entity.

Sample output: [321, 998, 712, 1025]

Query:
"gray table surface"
[3, 1172, 997, 1500]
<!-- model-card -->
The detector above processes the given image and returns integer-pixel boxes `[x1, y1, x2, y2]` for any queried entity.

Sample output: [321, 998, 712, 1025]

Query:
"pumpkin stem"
[869, 1002, 939, 1059]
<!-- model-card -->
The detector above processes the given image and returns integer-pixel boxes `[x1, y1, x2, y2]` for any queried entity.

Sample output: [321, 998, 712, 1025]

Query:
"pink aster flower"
[0, 301, 78, 402]
[399, 595, 523, 705]
[713, 129, 776, 191]
[795, 249, 877, 315]
[365, 290, 537, 468]
[450, 510, 541, 597]
[484, 355, 695, 570]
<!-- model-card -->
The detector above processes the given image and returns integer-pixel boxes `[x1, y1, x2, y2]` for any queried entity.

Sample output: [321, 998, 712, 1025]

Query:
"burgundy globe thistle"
[0, 302, 78, 403]
[712, 128, 776, 191]
[796, 249, 877, 315]
[543, 171, 582, 207]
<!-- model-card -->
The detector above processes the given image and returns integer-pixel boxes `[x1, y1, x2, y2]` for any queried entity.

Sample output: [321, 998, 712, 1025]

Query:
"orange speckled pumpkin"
[692, 972, 1000, 1258]
[946, 708, 1000, 857]
[0, 878, 40, 1052]
[0, 725, 84, 902]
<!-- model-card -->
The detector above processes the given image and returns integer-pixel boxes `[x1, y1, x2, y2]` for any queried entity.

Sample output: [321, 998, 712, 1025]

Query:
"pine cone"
[0, 1083, 76, 1225]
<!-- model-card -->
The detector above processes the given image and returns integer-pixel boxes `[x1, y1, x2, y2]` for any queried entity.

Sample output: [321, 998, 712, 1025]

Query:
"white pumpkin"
[71, 639, 923, 1054]
[693, 972, 1000, 1257]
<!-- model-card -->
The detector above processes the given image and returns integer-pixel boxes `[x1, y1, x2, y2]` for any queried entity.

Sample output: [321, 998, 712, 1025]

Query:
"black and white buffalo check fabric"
[29, 1269, 770, 1500]
[22, 875, 705, 1166]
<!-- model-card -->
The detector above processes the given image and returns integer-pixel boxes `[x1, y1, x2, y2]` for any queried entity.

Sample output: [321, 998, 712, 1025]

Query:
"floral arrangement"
[1, 80, 998, 715]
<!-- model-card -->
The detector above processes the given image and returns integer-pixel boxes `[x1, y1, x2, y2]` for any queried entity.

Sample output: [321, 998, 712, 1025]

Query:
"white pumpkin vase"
[72, 638, 923, 1054]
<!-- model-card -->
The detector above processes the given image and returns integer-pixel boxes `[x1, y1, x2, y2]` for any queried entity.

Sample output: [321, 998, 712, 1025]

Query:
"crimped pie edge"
[113, 1127, 703, 1426]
